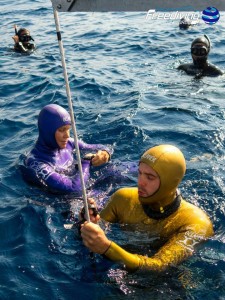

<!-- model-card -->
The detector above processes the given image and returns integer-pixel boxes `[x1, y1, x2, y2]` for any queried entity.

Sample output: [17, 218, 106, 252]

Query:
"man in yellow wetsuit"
[81, 144, 214, 272]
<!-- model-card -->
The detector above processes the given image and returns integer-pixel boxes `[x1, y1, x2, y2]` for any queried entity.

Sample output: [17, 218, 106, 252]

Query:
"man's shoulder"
[177, 62, 193, 70]
[113, 187, 138, 198]
[206, 63, 224, 76]
[180, 199, 207, 217]
[108, 187, 138, 207]
[101, 187, 139, 221]
[179, 199, 213, 235]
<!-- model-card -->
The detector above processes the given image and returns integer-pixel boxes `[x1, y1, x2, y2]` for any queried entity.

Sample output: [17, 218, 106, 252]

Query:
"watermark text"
[146, 9, 200, 21]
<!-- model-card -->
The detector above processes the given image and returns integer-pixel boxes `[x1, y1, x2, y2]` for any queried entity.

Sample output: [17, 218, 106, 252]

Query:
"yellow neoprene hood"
[139, 144, 186, 205]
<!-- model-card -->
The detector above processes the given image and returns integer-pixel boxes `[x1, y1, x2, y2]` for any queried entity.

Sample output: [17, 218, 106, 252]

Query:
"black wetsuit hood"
[179, 17, 192, 29]
[191, 35, 211, 66]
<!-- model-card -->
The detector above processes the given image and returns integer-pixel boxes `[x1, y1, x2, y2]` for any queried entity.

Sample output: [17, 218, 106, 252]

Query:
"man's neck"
[193, 59, 208, 69]
[142, 192, 182, 220]
[149, 195, 176, 211]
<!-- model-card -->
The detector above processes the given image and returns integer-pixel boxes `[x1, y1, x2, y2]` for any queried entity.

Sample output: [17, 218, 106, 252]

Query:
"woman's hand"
[91, 150, 110, 166]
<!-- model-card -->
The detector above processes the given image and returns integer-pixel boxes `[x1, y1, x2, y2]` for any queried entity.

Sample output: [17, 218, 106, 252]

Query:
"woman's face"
[55, 125, 71, 149]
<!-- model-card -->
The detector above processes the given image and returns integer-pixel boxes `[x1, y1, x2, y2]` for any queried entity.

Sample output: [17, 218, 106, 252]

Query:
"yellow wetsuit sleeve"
[104, 228, 212, 272]
[104, 234, 190, 271]
[136, 231, 196, 271]
[105, 242, 141, 271]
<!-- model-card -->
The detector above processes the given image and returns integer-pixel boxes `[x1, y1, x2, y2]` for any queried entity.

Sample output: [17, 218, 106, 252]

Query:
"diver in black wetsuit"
[179, 17, 192, 29]
[178, 35, 224, 77]
[12, 25, 36, 54]
[179, 17, 199, 30]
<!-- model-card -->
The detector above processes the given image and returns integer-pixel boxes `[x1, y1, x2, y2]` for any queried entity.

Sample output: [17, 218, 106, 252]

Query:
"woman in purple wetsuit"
[21, 104, 113, 195]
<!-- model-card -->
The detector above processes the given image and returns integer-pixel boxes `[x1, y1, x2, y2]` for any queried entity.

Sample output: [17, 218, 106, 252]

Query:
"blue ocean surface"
[1, 1, 225, 299]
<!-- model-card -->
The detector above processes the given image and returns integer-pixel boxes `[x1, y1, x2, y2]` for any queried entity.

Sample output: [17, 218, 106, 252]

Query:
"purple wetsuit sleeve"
[30, 160, 90, 194]
[77, 140, 113, 159]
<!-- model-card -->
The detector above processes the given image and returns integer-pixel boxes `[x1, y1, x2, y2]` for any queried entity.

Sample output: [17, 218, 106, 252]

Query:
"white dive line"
[52, 8, 90, 223]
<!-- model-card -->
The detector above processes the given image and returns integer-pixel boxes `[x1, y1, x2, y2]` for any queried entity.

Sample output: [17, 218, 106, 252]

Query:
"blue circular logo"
[202, 7, 220, 25]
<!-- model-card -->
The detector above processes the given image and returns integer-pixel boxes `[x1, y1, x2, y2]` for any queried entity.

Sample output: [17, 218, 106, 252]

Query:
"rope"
[52, 9, 90, 222]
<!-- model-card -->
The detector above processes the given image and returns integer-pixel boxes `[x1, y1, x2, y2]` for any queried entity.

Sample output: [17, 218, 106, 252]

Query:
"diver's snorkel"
[204, 34, 211, 52]
[14, 24, 18, 37]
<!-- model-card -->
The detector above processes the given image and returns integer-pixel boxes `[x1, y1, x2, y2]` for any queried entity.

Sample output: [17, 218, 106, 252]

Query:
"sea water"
[0, 1, 225, 299]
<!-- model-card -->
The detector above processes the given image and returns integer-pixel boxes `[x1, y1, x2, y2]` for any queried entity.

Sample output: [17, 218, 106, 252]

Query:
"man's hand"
[12, 35, 19, 43]
[79, 198, 100, 223]
[91, 150, 110, 166]
[80, 222, 111, 254]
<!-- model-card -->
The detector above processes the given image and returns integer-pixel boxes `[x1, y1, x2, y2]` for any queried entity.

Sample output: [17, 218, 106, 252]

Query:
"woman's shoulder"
[66, 138, 74, 149]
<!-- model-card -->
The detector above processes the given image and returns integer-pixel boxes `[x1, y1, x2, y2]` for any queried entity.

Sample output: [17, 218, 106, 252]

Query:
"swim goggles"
[191, 46, 208, 56]
[19, 35, 33, 43]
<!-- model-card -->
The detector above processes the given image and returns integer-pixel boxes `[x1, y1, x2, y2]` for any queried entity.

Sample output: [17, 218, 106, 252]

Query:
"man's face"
[55, 125, 71, 149]
[19, 30, 31, 44]
[138, 162, 160, 197]
[191, 42, 208, 61]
